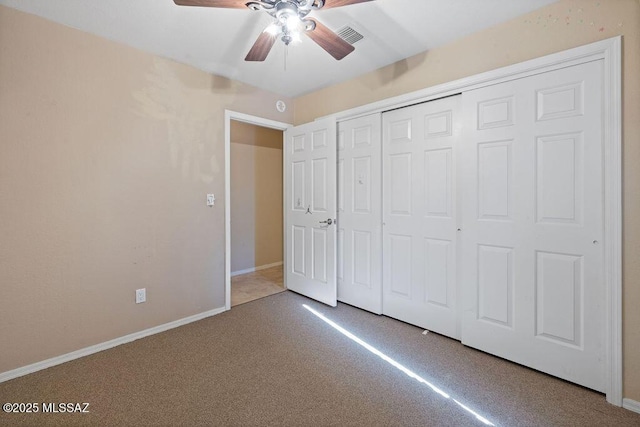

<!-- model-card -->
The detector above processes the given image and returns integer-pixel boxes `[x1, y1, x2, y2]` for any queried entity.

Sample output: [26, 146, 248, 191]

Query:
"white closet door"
[460, 61, 605, 391]
[284, 118, 337, 307]
[382, 96, 461, 339]
[337, 114, 382, 314]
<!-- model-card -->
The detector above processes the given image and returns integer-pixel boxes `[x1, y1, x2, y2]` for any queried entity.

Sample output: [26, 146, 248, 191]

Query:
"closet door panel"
[337, 114, 382, 314]
[382, 96, 461, 339]
[460, 61, 605, 392]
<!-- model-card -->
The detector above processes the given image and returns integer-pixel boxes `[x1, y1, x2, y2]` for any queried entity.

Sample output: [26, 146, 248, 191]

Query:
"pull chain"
[284, 44, 288, 72]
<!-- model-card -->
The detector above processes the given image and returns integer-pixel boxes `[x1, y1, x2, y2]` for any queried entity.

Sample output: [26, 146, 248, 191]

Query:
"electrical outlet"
[135, 288, 146, 304]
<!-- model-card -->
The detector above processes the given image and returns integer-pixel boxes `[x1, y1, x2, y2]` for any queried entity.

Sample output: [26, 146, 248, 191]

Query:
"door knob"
[319, 218, 333, 225]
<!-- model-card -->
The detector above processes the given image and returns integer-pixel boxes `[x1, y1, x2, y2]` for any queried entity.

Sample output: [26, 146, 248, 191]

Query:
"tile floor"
[231, 264, 285, 307]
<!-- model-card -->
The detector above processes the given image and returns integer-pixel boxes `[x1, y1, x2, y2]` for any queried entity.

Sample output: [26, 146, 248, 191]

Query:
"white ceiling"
[0, 0, 557, 97]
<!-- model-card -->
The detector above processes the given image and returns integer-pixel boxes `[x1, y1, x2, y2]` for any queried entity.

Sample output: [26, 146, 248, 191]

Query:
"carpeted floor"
[1, 291, 639, 426]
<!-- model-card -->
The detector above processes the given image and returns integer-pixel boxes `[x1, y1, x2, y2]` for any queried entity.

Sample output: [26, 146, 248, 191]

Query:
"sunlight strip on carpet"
[303, 304, 495, 426]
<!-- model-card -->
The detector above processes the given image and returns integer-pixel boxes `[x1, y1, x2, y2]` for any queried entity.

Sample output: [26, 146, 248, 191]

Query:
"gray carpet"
[1, 291, 639, 426]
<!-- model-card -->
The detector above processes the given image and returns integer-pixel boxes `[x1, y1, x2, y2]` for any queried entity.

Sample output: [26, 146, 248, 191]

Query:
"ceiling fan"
[173, 0, 374, 61]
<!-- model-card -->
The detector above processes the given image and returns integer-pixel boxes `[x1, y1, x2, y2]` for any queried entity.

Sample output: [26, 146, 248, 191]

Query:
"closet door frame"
[323, 37, 622, 406]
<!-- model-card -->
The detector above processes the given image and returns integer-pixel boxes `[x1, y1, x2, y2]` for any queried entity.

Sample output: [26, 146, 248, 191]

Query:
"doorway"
[224, 111, 292, 309]
[230, 119, 285, 306]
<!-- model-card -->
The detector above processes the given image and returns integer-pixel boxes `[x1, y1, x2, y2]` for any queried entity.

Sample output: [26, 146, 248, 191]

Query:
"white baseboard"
[623, 398, 640, 414]
[0, 306, 226, 383]
[231, 261, 283, 277]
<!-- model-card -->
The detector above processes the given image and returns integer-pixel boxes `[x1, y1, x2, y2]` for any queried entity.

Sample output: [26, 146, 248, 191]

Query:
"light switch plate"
[207, 194, 215, 206]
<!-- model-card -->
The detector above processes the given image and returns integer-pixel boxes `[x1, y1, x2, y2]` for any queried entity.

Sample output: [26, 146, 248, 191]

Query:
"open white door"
[284, 118, 337, 306]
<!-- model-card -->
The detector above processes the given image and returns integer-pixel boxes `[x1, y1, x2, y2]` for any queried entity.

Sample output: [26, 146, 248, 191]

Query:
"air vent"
[337, 26, 364, 45]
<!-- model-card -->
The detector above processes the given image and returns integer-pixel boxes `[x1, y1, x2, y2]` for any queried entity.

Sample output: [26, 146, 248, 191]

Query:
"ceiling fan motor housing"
[275, 1, 299, 23]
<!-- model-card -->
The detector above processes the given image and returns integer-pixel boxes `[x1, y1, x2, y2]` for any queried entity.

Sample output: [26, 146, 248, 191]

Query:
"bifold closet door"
[460, 61, 605, 392]
[382, 96, 461, 339]
[337, 114, 382, 314]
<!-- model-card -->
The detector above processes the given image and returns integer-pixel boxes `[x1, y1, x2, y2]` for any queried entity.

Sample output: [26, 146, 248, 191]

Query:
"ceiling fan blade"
[245, 31, 277, 61]
[173, 0, 248, 8]
[321, 0, 374, 9]
[306, 19, 355, 60]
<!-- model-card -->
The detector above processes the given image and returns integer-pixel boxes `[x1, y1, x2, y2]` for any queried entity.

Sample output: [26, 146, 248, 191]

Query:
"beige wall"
[230, 121, 283, 273]
[294, 0, 640, 401]
[3, 0, 640, 404]
[0, 5, 292, 373]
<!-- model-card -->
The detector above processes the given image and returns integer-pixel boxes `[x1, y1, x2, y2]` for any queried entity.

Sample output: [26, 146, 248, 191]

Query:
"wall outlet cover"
[135, 288, 146, 304]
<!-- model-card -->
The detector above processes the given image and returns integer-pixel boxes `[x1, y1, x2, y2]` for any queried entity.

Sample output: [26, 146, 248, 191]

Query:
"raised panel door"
[460, 61, 604, 391]
[382, 95, 461, 339]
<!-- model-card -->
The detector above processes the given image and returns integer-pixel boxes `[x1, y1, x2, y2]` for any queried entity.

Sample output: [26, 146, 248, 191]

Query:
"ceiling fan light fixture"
[264, 23, 280, 35]
[285, 14, 302, 32]
[290, 31, 302, 44]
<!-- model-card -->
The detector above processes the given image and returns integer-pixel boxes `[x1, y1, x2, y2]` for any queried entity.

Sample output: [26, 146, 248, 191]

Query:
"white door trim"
[224, 110, 292, 311]
[326, 37, 622, 406]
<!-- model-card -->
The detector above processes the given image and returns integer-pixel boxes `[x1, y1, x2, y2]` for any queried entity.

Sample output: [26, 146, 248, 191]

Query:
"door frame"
[326, 37, 622, 405]
[224, 110, 292, 310]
